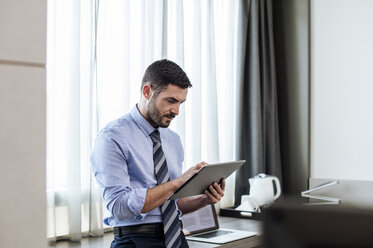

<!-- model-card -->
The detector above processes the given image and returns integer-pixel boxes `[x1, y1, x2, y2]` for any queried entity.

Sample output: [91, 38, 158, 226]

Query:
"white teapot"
[249, 173, 281, 206]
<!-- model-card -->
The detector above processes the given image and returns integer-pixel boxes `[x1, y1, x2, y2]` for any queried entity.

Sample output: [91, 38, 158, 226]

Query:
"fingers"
[214, 181, 225, 196]
[197, 161, 207, 169]
[193, 161, 207, 173]
[204, 190, 218, 204]
[179, 162, 210, 188]
[205, 181, 225, 204]
[220, 178, 226, 191]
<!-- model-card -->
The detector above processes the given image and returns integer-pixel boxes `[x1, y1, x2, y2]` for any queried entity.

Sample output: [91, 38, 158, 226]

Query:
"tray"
[219, 206, 264, 220]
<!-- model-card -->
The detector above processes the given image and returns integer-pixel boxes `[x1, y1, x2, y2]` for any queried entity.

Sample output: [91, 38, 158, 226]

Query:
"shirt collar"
[130, 105, 156, 137]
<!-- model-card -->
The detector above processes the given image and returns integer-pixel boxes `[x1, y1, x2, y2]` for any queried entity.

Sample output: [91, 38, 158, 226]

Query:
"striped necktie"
[150, 130, 182, 248]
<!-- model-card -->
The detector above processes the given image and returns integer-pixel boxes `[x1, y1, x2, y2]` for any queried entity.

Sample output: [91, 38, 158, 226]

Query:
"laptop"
[181, 204, 257, 244]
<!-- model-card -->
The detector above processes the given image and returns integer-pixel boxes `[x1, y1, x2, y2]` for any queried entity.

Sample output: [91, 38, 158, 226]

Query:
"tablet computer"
[168, 160, 246, 200]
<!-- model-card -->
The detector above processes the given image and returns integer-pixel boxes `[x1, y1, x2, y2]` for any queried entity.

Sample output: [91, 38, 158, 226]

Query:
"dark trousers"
[110, 231, 189, 248]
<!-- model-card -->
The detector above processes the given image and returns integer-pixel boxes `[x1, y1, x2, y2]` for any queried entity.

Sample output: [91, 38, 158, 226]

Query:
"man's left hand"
[203, 178, 226, 204]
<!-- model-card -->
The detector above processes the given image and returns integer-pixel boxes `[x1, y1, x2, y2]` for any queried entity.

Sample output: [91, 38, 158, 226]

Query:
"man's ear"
[142, 84, 152, 100]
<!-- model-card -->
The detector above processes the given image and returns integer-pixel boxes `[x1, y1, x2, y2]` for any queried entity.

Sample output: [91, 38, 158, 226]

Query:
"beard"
[147, 99, 175, 128]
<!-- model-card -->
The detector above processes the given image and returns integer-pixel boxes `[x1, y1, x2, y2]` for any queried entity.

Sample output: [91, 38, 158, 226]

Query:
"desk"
[47, 216, 262, 248]
[188, 216, 262, 248]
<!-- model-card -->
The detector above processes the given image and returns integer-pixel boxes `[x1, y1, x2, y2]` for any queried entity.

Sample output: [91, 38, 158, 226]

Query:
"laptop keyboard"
[193, 230, 232, 238]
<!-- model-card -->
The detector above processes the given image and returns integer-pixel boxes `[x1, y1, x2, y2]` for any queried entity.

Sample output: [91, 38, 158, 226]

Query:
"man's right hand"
[141, 161, 207, 213]
[142, 161, 226, 214]
[174, 161, 207, 189]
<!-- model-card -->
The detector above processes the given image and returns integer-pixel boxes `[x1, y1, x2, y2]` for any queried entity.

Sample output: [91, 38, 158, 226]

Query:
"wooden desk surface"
[187, 216, 263, 248]
[48, 216, 262, 248]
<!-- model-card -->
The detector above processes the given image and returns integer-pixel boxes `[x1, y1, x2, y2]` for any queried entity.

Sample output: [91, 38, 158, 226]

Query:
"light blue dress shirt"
[90, 105, 184, 227]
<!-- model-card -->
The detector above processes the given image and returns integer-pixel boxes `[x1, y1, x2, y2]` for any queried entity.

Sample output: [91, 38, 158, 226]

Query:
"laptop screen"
[181, 204, 219, 235]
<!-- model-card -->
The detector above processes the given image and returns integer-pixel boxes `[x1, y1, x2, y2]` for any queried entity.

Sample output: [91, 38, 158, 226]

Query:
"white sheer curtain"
[47, 0, 105, 242]
[97, 0, 240, 207]
[47, 0, 240, 241]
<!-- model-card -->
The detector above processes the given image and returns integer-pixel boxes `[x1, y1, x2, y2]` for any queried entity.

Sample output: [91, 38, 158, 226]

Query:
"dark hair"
[141, 59, 192, 94]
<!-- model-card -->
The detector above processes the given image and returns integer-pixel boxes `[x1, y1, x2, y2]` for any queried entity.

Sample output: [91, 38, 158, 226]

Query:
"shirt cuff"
[128, 187, 148, 220]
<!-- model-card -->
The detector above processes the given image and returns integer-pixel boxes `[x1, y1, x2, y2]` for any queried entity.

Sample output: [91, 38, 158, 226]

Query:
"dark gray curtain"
[234, 0, 282, 205]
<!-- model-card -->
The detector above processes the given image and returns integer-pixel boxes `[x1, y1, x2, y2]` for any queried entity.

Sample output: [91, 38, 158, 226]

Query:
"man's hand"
[141, 162, 207, 213]
[173, 161, 207, 188]
[177, 177, 226, 214]
[202, 178, 226, 204]
[177, 162, 226, 206]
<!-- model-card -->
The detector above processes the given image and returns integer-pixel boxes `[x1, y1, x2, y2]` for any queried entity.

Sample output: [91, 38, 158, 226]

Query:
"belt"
[113, 222, 183, 236]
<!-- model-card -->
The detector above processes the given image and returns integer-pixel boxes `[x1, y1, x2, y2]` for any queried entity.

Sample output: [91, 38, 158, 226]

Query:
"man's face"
[147, 84, 188, 128]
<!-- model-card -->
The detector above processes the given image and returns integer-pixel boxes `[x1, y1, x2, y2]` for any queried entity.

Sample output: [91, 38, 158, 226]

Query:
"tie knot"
[150, 130, 161, 143]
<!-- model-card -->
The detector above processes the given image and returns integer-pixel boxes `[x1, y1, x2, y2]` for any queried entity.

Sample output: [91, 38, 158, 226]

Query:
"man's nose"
[171, 104, 180, 116]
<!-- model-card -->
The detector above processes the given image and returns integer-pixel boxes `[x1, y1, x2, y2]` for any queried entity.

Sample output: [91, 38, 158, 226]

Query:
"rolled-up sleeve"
[128, 188, 147, 219]
[90, 133, 148, 221]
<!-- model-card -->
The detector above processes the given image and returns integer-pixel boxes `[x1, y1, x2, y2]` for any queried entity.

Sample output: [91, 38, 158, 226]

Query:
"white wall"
[0, 0, 47, 247]
[310, 0, 373, 180]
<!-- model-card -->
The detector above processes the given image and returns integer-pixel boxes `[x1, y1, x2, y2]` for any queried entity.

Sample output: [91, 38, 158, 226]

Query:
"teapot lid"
[258, 173, 267, 178]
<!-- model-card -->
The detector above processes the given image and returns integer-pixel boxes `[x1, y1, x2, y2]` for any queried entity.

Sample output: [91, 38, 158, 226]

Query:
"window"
[47, 0, 240, 240]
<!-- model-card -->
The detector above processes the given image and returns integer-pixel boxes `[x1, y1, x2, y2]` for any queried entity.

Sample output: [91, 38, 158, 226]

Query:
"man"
[91, 59, 225, 248]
